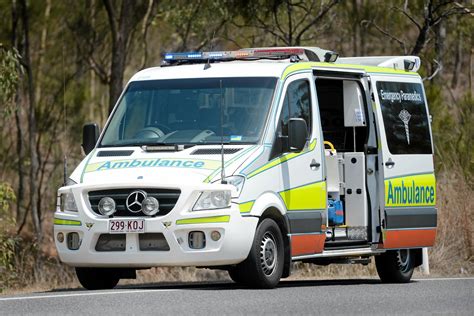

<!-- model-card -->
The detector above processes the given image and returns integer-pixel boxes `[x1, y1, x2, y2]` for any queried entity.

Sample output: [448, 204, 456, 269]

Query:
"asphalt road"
[1, 277, 473, 315]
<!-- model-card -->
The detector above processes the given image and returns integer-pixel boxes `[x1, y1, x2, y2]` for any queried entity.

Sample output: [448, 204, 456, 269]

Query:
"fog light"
[142, 197, 160, 216]
[67, 232, 81, 250]
[211, 230, 221, 241]
[188, 231, 206, 249]
[98, 197, 116, 216]
[57, 232, 64, 243]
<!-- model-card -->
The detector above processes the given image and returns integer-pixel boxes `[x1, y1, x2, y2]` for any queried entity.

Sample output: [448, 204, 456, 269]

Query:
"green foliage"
[452, 94, 474, 183]
[161, 0, 233, 51]
[0, 0, 471, 292]
[427, 83, 473, 184]
[0, 44, 23, 117]
[0, 182, 15, 215]
[0, 182, 17, 292]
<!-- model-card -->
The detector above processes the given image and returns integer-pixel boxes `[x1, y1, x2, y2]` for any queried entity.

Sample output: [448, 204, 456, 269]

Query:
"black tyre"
[375, 249, 414, 283]
[227, 267, 246, 284]
[233, 218, 284, 289]
[76, 267, 120, 290]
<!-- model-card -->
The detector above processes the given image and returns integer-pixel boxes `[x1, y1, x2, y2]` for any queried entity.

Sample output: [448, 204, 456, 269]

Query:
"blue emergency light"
[164, 52, 203, 60]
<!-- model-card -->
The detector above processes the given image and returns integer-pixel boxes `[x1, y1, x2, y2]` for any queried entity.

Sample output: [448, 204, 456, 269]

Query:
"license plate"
[109, 219, 145, 234]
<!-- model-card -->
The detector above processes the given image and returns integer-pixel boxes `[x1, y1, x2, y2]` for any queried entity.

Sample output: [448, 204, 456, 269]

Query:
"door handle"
[385, 160, 395, 168]
[310, 159, 321, 169]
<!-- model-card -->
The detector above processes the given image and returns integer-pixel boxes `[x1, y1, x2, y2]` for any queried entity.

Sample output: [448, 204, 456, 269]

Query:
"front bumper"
[54, 182, 258, 268]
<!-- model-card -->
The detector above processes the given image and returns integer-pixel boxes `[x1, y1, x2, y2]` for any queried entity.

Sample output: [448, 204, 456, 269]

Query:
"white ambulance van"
[54, 47, 437, 289]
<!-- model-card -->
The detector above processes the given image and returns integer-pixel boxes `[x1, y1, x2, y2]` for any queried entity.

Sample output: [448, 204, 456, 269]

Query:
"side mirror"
[82, 123, 99, 155]
[288, 118, 308, 152]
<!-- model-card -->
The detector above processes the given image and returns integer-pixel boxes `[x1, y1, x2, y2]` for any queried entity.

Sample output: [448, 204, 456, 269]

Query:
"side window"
[376, 81, 432, 155]
[272, 79, 312, 157]
[279, 80, 312, 136]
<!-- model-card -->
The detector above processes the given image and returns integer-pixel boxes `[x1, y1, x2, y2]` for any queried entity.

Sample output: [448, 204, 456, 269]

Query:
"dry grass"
[428, 169, 473, 275]
[2, 171, 472, 294]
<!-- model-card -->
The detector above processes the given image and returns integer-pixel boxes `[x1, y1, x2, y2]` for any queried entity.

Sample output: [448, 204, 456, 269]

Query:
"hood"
[70, 145, 258, 186]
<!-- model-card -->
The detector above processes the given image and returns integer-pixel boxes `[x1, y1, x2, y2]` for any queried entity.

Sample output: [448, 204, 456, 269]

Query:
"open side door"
[371, 75, 437, 249]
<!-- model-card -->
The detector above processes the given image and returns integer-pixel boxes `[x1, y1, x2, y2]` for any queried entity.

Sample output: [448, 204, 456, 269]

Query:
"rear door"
[371, 75, 437, 249]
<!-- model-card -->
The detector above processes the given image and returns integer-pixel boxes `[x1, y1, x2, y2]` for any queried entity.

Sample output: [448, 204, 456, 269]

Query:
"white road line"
[1, 277, 473, 302]
[0, 289, 179, 302]
[413, 277, 474, 281]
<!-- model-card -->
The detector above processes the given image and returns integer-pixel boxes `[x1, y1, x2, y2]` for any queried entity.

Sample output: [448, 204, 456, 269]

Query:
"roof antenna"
[63, 156, 68, 186]
[219, 79, 227, 184]
[204, 30, 217, 70]
[62, 31, 68, 186]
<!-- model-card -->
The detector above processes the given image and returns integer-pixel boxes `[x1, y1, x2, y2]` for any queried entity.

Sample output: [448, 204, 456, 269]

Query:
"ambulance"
[54, 47, 437, 289]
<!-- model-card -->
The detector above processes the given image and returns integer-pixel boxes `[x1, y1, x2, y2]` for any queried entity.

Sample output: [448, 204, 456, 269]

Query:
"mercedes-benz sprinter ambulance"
[54, 47, 437, 289]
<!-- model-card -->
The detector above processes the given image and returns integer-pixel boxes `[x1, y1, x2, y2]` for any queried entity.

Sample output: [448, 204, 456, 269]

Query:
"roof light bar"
[162, 48, 306, 64]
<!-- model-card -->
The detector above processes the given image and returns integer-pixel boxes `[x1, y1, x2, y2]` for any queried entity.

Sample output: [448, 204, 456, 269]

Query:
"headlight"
[61, 191, 78, 212]
[58, 179, 78, 212]
[225, 176, 245, 196]
[193, 191, 231, 211]
[66, 178, 77, 186]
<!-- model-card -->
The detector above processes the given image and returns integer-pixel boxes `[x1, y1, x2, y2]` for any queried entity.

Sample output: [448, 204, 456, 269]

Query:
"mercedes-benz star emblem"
[126, 190, 147, 213]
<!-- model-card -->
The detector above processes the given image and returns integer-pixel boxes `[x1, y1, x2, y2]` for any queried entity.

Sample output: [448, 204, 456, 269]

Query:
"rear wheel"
[232, 218, 284, 289]
[375, 249, 414, 283]
[76, 267, 120, 290]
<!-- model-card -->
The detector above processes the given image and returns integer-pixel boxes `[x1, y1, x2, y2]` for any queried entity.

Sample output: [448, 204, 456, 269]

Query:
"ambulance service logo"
[398, 109, 411, 144]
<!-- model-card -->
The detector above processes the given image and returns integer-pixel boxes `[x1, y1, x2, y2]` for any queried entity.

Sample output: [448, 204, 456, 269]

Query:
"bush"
[0, 182, 17, 292]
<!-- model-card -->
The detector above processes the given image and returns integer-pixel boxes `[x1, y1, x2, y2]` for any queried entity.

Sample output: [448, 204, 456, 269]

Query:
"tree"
[364, 0, 471, 56]
[102, 0, 154, 113]
[161, 0, 231, 52]
[236, 0, 340, 47]
[18, 0, 42, 242]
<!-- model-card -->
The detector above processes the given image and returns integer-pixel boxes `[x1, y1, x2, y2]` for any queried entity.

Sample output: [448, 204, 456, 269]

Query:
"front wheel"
[76, 267, 120, 290]
[375, 249, 414, 283]
[233, 218, 284, 289]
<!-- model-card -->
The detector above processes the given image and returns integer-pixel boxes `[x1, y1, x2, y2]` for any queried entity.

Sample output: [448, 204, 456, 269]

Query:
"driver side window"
[271, 79, 312, 158]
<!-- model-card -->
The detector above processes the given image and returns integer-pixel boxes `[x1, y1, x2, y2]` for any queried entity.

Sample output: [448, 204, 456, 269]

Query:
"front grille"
[88, 188, 180, 217]
[95, 234, 126, 252]
[139, 233, 170, 251]
[97, 150, 134, 157]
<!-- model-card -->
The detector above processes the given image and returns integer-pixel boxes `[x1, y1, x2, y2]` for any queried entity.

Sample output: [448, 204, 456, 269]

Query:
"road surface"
[1, 277, 473, 315]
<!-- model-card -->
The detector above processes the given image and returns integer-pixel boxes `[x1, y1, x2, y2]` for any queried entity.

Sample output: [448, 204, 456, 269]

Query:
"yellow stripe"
[239, 201, 254, 213]
[176, 215, 230, 225]
[203, 146, 257, 183]
[279, 181, 326, 211]
[54, 218, 82, 226]
[281, 62, 418, 80]
[80, 150, 96, 182]
[385, 173, 436, 207]
[247, 139, 316, 179]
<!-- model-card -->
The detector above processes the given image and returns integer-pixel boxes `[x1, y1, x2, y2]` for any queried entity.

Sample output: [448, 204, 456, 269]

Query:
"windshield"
[100, 77, 277, 147]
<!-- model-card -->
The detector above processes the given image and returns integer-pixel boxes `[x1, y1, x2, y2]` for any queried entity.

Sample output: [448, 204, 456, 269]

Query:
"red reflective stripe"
[382, 228, 436, 249]
[291, 234, 325, 256]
